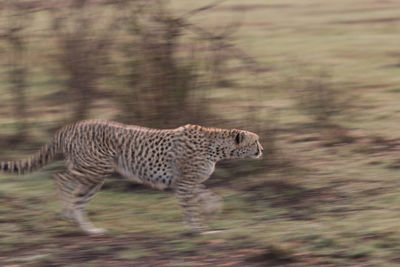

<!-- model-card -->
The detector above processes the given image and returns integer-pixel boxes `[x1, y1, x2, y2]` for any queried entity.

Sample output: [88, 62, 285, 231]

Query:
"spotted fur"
[0, 120, 263, 234]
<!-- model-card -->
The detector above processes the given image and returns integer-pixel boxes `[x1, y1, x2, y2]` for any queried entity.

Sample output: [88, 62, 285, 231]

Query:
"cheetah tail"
[0, 138, 60, 175]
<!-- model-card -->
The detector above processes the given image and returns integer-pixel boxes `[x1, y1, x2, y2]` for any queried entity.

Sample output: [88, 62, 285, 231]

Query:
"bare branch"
[180, 0, 228, 19]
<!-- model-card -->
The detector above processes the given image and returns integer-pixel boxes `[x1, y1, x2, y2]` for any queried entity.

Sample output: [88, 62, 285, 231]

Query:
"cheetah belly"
[133, 160, 176, 190]
[114, 164, 144, 185]
[145, 165, 176, 190]
[115, 150, 176, 190]
[116, 164, 172, 190]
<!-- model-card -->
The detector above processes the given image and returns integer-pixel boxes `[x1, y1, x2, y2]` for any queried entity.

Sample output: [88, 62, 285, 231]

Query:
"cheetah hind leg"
[71, 181, 106, 235]
[54, 173, 78, 222]
[55, 171, 106, 235]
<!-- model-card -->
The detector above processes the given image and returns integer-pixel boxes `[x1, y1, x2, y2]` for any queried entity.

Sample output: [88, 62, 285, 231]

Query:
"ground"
[2, 0, 400, 266]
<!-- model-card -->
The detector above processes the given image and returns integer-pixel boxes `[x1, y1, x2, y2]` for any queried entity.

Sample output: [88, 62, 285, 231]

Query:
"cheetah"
[0, 120, 263, 234]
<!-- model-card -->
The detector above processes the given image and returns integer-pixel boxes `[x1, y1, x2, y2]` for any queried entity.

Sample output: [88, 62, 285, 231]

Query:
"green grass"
[1, 0, 400, 265]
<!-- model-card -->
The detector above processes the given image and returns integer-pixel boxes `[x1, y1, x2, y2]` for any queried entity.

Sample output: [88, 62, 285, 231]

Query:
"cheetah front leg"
[175, 180, 207, 233]
[194, 184, 223, 217]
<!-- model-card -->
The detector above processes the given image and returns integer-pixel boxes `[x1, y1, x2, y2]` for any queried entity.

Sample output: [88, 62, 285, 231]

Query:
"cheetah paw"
[201, 230, 224, 235]
[84, 227, 108, 235]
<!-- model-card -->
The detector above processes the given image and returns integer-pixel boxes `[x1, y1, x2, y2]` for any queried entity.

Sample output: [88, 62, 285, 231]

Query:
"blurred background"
[1, 0, 400, 266]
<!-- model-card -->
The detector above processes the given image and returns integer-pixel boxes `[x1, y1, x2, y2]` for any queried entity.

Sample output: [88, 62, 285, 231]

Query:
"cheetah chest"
[198, 161, 216, 183]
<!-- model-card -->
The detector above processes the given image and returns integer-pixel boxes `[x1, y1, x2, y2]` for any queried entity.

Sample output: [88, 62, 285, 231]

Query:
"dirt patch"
[307, 3, 400, 16]
[246, 245, 296, 266]
[353, 135, 400, 154]
[333, 17, 400, 25]
[214, 4, 292, 12]
[244, 180, 347, 220]
[0, 232, 310, 267]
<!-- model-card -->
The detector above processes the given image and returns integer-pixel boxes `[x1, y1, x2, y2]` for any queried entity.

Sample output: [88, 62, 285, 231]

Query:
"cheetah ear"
[235, 132, 245, 144]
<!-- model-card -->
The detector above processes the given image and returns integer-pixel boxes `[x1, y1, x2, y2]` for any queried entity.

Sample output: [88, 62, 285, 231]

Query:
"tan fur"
[1, 120, 263, 234]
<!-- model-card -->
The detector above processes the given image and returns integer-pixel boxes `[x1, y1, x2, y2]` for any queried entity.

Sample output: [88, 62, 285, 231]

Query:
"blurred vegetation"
[292, 70, 352, 128]
[0, 0, 276, 173]
[1, 2, 33, 142]
[51, 1, 113, 123]
[2, 0, 400, 266]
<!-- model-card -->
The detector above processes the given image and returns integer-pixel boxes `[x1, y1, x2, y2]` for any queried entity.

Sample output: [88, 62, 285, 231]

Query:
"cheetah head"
[228, 130, 263, 159]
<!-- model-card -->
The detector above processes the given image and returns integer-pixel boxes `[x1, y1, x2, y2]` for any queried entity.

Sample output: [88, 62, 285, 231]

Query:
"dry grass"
[1, 0, 400, 266]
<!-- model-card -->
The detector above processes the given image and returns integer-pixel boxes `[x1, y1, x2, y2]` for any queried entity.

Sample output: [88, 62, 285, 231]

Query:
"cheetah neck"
[182, 124, 239, 162]
[202, 128, 236, 162]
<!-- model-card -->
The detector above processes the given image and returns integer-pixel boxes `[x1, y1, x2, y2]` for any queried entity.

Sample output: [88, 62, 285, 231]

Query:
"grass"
[1, 0, 400, 266]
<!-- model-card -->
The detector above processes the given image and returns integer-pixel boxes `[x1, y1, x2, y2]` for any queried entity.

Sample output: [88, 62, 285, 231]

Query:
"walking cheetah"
[0, 120, 263, 234]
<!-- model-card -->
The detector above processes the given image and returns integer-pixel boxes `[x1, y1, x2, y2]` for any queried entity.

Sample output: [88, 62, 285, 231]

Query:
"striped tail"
[0, 139, 59, 175]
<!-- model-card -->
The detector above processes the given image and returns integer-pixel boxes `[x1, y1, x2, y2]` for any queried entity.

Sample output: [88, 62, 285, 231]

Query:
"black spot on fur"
[235, 133, 242, 144]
